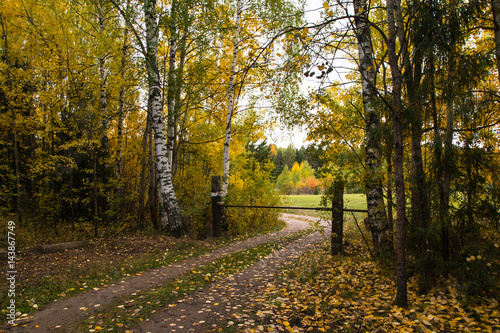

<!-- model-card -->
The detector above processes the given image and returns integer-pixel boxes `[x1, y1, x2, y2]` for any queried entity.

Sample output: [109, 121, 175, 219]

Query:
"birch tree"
[221, 0, 243, 197]
[352, 0, 392, 255]
[144, 0, 185, 234]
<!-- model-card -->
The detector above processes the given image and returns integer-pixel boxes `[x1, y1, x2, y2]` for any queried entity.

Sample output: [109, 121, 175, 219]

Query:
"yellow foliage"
[232, 242, 500, 332]
[224, 156, 283, 236]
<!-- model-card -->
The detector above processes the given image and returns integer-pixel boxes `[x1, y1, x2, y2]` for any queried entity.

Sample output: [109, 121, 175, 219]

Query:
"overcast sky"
[266, 1, 321, 148]
[268, 0, 356, 148]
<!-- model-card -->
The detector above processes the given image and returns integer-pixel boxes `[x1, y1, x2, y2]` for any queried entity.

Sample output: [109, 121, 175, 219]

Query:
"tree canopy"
[1, 0, 499, 310]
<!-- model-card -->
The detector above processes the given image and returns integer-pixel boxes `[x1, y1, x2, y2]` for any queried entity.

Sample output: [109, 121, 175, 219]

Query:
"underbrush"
[0, 216, 163, 250]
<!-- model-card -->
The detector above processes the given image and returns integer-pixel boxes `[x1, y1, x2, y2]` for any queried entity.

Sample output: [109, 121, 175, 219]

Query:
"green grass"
[283, 194, 367, 217]
[342, 193, 368, 211]
[284, 194, 370, 251]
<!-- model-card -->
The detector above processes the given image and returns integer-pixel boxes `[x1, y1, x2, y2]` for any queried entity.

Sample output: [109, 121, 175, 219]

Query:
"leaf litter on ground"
[216, 240, 500, 333]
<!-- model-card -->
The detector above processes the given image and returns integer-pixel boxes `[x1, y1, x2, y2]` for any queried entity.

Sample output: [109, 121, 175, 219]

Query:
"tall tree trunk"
[69, 166, 75, 224]
[429, 52, 447, 259]
[386, 136, 394, 240]
[440, 0, 458, 259]
[138, 120, 149, 230]
[115, 0, 130, 181]
[30, 121, 37, 223]
[353, 0, 391, 255]
[387, 0, 408, 308]
[93, 146, 99, 238]
[148, 114, 159, 230]
[116, 84, 125, 179]
[11, 93, 22, 226]
[493, 0, 500, 82]
[52, 180, 58, 236]
[1, 16, 22, 225]
[172, 30, 188, 178]
[394, 0, 429, 238]
[145, 0, 185, 235]
[98, 1, 108, 158]
[441, 56, 455, 261]
[98, 0, 110, 218]
[221, 0, 243, 197]
[166, 0, 178, 172]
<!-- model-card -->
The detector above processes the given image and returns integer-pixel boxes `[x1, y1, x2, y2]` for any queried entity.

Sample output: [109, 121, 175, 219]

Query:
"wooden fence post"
[331, 183, 344, 255]
[211, 176, 222, 237]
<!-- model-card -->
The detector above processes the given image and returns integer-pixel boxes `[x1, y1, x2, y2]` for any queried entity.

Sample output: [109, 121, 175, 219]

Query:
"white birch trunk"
[145, 0, 185, 235]
[353, 0, 392, 254]
[221, 0, 242, 197]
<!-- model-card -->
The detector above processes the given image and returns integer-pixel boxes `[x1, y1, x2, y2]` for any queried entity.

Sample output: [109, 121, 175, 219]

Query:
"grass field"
[283, 194, 367, 217]
[284, 194, 370, 249]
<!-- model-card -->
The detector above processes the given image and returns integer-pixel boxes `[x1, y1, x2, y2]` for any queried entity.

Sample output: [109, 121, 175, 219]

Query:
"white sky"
[265, 1, 320, 148]
[267, 0, 347, 148]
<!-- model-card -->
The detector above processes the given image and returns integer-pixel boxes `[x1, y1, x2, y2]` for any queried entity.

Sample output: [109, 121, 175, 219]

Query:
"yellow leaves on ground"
[238, 241, 500, 332]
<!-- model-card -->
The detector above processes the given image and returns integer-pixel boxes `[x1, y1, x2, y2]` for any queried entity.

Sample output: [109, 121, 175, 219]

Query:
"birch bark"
[221, 0, 243, 197]
[353, 0, 392, 255]
[145, 0, 185, 235]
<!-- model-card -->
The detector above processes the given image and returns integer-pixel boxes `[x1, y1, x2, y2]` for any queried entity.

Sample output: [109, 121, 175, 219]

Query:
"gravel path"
[3, 214, 320, 332]
[133, 229, 327, 332]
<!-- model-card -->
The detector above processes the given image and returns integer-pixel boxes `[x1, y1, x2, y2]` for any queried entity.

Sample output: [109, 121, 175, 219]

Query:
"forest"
[1, 0, 500, 323]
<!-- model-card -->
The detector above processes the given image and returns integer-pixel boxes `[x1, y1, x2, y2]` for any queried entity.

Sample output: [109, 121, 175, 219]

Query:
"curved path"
[3, 214, 324, 332]
[134, 227, 327, 332]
